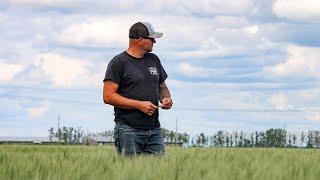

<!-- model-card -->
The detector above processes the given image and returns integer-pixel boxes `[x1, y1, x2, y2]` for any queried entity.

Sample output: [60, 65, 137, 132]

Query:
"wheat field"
[0, 145, 319, 180]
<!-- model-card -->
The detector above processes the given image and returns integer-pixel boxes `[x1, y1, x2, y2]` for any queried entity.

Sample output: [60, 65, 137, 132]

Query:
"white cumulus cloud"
[33, 53, 102, 88]
[27, 101, 52, 118]
[243, 25, 259, 35]
[264, 45, 320, 80]
[8, 0, 88, 8]
[305, 112, 320, 122]
[273, 0, 320, 22]
[178, 63, 211, 77]
[56, 16, 130, 48]
[267, 93, 294, 110]
[0, 59, 24, 84]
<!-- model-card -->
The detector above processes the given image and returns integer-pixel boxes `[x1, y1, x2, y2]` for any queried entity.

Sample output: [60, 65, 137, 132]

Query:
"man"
[103, 22, 173, 156]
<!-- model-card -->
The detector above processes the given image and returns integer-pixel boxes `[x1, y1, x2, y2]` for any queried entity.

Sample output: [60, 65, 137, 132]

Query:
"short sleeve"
[103, 56, 123, 85]
[156, 57, 168, 84]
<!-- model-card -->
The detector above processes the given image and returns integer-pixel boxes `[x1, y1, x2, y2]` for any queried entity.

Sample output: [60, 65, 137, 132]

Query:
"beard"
[144, 46, 153, 53]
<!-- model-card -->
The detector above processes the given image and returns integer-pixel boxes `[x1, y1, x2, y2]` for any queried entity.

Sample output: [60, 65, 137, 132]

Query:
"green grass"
[0, 145, 319, 180]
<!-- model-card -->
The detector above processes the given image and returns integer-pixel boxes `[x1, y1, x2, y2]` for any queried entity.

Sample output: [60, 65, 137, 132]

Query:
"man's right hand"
[138, 101, 158, 116]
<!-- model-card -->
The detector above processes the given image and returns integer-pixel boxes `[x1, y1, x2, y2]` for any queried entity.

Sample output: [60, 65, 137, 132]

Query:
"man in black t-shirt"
[103, 22, 173, 156]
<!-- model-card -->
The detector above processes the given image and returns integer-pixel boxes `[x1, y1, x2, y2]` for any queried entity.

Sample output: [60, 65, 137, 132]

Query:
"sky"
[0, 0, 320, 137]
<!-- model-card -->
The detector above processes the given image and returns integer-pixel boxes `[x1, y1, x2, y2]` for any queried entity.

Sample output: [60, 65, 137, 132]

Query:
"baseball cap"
[129, 22, 163, 39]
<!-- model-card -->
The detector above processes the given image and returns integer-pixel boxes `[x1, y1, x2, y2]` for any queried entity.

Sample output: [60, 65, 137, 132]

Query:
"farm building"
[0, 136, 60, 144]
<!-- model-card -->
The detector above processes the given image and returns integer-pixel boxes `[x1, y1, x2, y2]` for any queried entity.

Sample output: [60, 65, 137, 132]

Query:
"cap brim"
[148, 32, 163, 38]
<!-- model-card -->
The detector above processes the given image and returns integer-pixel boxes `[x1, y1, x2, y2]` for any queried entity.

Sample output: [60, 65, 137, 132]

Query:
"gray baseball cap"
[129, 22, 163, 39]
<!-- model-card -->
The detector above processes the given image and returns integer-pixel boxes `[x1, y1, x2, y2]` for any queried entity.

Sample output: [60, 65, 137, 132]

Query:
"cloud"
[0, 59, 24, 84]
[156, 0, 254, 16]
[243, 25, 259, 35]
[54, 14, 267, 59]
[19, 52, 103, 88]
[56, 16, 129, 48]
[8, 0, 88, 9]
[7, 0, 254, 16]
[177, 63, 211, 77]
[0, 89, 6, 94]
[27, 101, 52, 118]
[264, 45, 320, 80]
[174, 24, 267, 59]
[167, 79, 295, 91]
[305, 113, 320, 122]
[54, 14, 206, 49]
[267, 93, 294, 110]
[175, 62, 256, 79]
[168, 79, 320, 115]
[2, 0, 320, 136]
[0, 13, 6, 23]
[273, 0, 320, 22]
[296, 89, 320, 102]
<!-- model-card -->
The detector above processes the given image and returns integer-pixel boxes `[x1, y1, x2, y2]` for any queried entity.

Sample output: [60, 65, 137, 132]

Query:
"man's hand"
[138, 101, 158, 116]
[160, 97, 173, 109]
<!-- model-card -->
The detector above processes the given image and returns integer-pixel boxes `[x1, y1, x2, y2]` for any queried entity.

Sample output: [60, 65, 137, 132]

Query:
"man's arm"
[103, 80, 158, 116]
[159, 81, 173, 109]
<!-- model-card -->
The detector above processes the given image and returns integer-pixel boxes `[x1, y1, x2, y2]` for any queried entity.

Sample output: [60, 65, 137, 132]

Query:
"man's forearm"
[159, 82, 171, 101]
[104, 93, 141, 110]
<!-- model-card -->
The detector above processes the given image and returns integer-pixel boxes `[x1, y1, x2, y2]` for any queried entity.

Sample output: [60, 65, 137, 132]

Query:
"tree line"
[191, 129, 320, 148]
[48, 126, 85, 144]
[49, 127, 320, 148]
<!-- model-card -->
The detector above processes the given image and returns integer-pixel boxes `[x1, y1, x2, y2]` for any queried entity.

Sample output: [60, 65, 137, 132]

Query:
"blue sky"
[1, 0, 320, 136]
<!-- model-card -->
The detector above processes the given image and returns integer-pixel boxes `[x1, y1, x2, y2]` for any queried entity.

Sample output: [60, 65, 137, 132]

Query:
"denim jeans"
[113, 121, 165, 156]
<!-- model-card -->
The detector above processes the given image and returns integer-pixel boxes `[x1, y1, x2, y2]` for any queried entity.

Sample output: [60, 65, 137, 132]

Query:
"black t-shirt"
[103, 51, 168, 130]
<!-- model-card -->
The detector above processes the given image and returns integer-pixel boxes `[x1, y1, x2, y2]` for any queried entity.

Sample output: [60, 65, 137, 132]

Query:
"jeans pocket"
[119, 123, 135, 132]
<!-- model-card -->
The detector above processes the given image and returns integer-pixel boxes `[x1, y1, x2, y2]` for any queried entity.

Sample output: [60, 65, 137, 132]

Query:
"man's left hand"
[160, 97, 173, 109]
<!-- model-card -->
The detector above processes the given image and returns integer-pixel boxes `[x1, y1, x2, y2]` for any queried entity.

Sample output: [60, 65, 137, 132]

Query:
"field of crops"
[0, 145, 319, 180]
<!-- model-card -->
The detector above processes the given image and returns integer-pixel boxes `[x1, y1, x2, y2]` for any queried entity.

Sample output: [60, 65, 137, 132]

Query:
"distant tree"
[161, 129, 168, 142]
[292, 134, 297, 147]
[234, 131, 238, 147]
[230, 134, 234, 147]
[74, 127, 84, 143]
[73, 130, 78, 143]
[314, 131, 320, 148]
[244, 138, 251, 147]
[307, 130, 314, 148]
[213, 131, 224, 147]
[48, 127, 54, 142]
[182, 132, 189, 144]
[191, 137, 195, 147]
[226, 135, 230, 147]
[169, 131, 174, 143]
[265, 128, 286, 147]
[255, 131, 259, 147]
[196, 133, 206, 146]
[62, 127, 68, 143]
[301, 131, 306, 147]
[288, 133, 292, 147]
[56, 128, 62, 141]
[259, 132, 266, 147]
[250, 133, 254, 147]
[68, 127, 74, 144]
[209, 136, 214, 147]
[239, 131, 244, 147]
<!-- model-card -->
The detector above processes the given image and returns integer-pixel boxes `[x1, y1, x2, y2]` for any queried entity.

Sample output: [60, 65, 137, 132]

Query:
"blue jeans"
[113, 121, 165, 156]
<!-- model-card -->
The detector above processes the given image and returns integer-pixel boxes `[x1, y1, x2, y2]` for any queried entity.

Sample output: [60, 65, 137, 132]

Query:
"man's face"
[140, 37, 156, 52]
